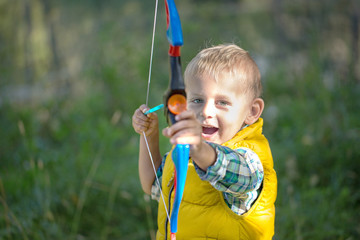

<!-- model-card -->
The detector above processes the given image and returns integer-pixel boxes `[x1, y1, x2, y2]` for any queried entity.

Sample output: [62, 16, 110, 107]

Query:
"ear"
[244, 98, 264, 125]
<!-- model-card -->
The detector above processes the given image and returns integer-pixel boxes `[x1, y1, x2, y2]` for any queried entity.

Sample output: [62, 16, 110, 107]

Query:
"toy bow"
[163, 0, 189, 239]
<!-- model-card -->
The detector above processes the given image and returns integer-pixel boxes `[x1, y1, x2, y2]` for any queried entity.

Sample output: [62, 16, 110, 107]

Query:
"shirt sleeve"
[150, 153, 168, 201]
[194, 142, 264, 196]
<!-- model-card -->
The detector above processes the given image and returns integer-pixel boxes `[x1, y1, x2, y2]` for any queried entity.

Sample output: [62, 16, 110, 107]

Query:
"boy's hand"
[162, 110, 203, 148]
[163, 110, 216, 170]
[132, 104, 159, 137]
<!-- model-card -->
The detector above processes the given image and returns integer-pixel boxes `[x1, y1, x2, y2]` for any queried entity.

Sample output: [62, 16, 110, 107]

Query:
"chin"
[202, 134, 220, 144]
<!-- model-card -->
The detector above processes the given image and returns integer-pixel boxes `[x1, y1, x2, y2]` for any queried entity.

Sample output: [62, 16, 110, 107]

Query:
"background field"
[1, 0, 359, 239]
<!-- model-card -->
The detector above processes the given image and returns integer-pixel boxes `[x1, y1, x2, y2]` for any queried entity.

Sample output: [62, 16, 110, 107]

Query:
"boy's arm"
[194, 143, 264, 195]
[132, 105, 162, 195]
[189, 141, 217, 170]
[138, 132, 162, 195]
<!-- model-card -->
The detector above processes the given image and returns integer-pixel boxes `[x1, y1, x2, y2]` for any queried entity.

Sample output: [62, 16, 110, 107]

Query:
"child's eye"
[216, 100, 230, 106]
[191, 98, 203, 104]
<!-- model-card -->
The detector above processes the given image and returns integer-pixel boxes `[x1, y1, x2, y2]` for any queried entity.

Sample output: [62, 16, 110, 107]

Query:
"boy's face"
[186, 72, 252, 144]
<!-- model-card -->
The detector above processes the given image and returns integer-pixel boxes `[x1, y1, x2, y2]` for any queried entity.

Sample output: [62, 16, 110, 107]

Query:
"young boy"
[132, 44, 277, 239]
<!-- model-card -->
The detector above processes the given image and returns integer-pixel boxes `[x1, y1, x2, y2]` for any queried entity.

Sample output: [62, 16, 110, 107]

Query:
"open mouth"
[202, 126, 218, 139]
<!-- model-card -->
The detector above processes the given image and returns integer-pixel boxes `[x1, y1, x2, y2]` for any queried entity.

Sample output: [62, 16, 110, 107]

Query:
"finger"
[175, 110, 196, 121]
[136, 109, 155, 123]
[164, 126, 201, 146]
[132, 113, 150, 127]
[133, 122, 150, 134]
[133, 112, 150, 126]
[146, 111, 158, 120]
[169, 130, 202, 145]
[136, 119, 151, 129]
[167, 119, 201, 136]
[138, 105, 160, 121]
[139, 104, 150, 114]
[162, 127, 171, 138]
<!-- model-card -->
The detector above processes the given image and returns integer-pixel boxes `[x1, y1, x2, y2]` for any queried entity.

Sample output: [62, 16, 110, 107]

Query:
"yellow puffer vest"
[156, 118, 277, 240]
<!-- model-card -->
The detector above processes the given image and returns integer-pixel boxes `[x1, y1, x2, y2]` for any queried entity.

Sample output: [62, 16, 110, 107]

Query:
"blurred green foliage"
[1, 0, 359, 239]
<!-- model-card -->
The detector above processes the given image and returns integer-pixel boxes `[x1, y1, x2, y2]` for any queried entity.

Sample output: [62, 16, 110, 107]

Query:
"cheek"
[187, 102, 196, 112]
[220, 111, 240, 125]
[220, 110, 246, 132]
[188, 104, 203, 121]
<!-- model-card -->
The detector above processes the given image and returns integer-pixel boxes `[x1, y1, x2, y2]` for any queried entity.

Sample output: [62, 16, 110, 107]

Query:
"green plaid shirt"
[151, 142, 264, 215]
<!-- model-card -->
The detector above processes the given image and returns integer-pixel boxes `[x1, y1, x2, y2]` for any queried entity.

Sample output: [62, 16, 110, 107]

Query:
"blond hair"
[184, 44, 262, 99]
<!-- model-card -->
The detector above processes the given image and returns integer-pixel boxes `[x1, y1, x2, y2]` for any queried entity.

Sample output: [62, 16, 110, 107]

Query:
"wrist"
[145, 129, 159, 140]
[191, 141, 216, 171]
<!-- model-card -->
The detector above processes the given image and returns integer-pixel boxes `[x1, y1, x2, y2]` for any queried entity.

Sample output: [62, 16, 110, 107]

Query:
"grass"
[0, 91, 159, 239]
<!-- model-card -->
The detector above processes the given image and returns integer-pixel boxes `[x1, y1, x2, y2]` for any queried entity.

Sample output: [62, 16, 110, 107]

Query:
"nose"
[202, 100, 216, 119]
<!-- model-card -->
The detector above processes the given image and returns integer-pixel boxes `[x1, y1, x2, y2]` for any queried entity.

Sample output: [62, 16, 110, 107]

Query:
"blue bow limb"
[165, 0, 183, 47]
[170, 143, 190, 234]
[164, 0, 188, 238]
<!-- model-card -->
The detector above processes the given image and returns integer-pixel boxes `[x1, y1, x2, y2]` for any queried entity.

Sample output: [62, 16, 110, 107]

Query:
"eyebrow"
[187, 92, 233, 101]
[215, 94, 232, 101]
[187, 91, 204, 98]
